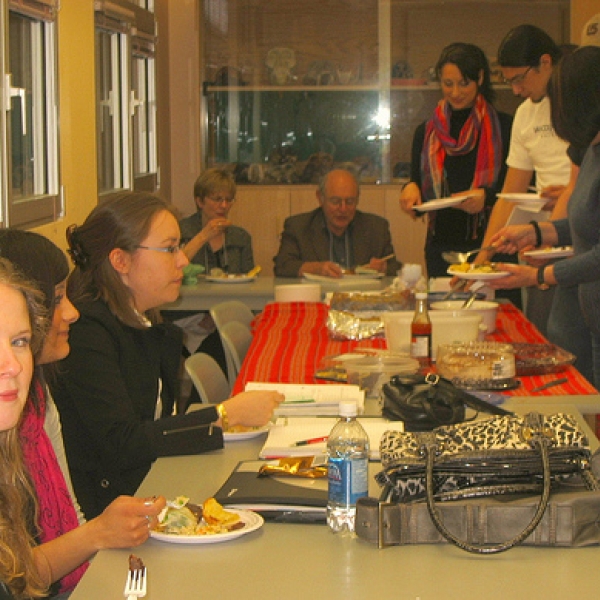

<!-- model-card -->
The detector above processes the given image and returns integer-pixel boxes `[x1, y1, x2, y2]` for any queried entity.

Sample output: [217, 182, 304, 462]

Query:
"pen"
[291, 436, 329, 447]
[380, 253, 395, 261]
[283, 399, 316, 404]
[531, 377, 569, 392]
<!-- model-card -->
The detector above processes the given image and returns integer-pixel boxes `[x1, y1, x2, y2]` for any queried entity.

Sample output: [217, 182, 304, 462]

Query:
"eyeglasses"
[206, 195, 236, 205]
[502, 65, 535, 87]
[136, 242, 185, 254]
[326, 196, 358, 207]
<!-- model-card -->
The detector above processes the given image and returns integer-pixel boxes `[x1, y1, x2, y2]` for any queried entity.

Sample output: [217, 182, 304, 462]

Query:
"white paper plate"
[447, 267, 509, 280]
[523, 246, 574, 259]
[150, 509, 263, 544]
[413, 195, 470, 212]
[303, 273, 383, 282]
[223, 426, 270, 441]
[497, 193, 543, 203]
[205, 275, 257, 284]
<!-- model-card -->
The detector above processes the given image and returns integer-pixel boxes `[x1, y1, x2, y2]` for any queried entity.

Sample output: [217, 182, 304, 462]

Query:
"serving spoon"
[442, 246, 497, 264]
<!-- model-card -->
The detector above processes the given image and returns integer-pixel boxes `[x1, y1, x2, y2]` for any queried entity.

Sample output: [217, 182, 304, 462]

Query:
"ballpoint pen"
[531, 377, 568, 393]
[291, 436, 329, 447]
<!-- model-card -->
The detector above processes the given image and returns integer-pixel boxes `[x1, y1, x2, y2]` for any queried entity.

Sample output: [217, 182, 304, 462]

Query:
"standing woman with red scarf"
[400, 43, 513, 284]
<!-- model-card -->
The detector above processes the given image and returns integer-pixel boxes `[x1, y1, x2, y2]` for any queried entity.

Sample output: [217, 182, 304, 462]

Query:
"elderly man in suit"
[274, 169, 401, 277]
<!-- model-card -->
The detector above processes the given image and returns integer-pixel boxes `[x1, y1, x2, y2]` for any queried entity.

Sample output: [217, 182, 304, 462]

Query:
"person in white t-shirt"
[581, 13, 600, 47]
[472, 25, 570, 335]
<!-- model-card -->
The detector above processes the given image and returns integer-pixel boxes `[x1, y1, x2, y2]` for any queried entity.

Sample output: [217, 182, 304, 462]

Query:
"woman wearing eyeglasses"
[50, 192, 282, 520]
[179, 168, 254, 275]
[399, 42, 513, 281]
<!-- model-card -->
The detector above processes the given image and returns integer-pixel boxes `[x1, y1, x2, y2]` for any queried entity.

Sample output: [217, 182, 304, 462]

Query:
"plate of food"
[151, 496, 263, 544]
[223, 425, 270, 441]
[413, 195, 470, 212]
[523, 246, 574, 259]
[205, 274, 257, 284]
[447, 263, 509, 280]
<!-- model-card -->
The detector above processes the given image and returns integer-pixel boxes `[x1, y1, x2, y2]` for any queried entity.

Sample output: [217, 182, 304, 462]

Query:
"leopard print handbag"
[358, 412, 600, 553]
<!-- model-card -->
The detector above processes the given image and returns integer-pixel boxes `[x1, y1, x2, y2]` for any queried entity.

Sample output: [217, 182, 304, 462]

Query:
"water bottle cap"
[339, 399, 358, 417]
[415, 292, 428, 300]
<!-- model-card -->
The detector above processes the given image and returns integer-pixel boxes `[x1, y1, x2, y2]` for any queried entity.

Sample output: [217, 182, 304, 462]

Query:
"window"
[0, 0, 60, 228]
[94, 0, 157, 197]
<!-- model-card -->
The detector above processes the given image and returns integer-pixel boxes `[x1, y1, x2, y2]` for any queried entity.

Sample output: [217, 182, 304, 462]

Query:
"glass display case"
[201, 0, 569, 185]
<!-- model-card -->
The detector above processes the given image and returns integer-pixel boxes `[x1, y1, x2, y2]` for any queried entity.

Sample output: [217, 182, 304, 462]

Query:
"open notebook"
[259, 417, 402, 461]
[245, 382, 365, 416]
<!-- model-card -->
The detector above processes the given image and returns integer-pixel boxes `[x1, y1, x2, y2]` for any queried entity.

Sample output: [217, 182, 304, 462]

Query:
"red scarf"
[19, 379, 89, 594]
[421, 94, 502, 201]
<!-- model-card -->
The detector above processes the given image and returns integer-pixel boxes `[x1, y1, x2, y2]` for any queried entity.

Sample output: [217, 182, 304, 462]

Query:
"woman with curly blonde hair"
[0, 257, 49, 598]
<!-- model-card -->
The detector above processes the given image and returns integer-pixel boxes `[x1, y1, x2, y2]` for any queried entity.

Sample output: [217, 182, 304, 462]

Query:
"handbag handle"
[422, 437, 552, 554]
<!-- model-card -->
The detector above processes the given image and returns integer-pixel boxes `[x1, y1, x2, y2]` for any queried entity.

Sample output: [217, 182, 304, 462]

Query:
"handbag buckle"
[424, 373, 440, 387]
[377, 501, 395, 549]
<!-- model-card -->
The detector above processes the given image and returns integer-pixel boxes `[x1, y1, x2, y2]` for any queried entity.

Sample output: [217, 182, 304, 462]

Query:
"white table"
[161, 276, 389, 312]
[70, 402, 600, 600]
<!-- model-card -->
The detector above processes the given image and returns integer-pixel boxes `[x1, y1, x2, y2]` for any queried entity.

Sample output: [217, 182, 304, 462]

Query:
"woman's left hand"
[484, 262, 537, 290]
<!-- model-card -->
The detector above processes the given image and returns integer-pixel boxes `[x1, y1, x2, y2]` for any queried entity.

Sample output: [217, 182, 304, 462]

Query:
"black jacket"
[51, 300, 223, 519]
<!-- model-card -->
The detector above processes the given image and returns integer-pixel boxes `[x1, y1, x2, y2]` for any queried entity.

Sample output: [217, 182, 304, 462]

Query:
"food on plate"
[227, 425, 260, 433]
[449, 262, 499, 274]
[155, 496, 243, 536]
[203, 497, 241, 526]
[128, 554, 145, 571]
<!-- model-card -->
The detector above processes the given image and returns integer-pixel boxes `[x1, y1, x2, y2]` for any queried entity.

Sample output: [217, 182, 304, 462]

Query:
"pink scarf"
[421, 94, 502, 201]
[19, 379, 89, 594]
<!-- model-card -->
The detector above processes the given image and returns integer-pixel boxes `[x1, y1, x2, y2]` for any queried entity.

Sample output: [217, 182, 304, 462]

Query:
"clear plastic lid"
[339, 399, 358, 417]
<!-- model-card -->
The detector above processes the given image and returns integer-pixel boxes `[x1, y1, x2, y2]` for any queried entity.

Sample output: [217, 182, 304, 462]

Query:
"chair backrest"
[209, 300, 255, 332]
[219, 320, 253, 385]
[184, 352, 231, 413]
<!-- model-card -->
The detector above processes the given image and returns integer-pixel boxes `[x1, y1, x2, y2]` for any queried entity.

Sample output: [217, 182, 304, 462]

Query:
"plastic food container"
[511, 343, 576, 376]
[430, 300, 499, 333]
[381, 311, 484, 360]
[436, 341, 516, 390]
[344, 355, 419, 398]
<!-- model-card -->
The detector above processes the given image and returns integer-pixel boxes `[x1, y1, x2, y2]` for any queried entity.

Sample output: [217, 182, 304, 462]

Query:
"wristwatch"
[537, 266, 550, 290]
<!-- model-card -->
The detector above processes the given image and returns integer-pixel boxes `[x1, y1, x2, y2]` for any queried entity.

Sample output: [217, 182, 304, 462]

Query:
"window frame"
[94, 0, 158, 199]
[0, 0, 61, 229]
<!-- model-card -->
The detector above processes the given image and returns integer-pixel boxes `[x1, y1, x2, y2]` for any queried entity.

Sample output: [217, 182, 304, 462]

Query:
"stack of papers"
[244, 382, 365, 416]
[259, 417, 402, 461]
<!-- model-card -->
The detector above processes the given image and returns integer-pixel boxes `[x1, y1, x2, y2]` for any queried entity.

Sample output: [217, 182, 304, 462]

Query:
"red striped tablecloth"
[233, 301, 597, 398]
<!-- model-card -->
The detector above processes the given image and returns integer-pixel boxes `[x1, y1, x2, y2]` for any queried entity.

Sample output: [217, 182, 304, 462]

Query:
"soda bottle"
[411, 291, 432, 366]
[326, 399, 370, 534]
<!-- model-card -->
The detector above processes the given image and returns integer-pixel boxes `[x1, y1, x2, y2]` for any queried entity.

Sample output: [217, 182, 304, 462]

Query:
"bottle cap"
[415, 292, 428, 300]
[339, 399, 358, 417]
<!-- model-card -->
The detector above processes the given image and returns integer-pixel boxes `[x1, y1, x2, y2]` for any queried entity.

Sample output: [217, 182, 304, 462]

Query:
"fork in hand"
[124, 568, 147, 599]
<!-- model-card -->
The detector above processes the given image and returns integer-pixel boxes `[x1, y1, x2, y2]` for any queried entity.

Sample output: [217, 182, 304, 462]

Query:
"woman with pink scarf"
[399, 43, 514, 291]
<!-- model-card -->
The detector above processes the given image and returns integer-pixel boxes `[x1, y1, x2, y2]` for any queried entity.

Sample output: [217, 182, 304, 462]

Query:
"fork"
[124, 568, 147, 599]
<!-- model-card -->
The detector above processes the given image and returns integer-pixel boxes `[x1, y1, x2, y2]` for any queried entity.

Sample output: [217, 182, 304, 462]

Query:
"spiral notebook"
[259, 417, 401, 461]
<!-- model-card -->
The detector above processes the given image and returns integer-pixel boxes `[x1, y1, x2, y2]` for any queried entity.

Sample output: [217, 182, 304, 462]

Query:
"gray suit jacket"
[273, 208, 401, 277]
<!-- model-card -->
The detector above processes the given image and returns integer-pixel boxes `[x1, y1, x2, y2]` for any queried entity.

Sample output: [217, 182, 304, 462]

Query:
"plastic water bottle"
[327, 399, 370, 534]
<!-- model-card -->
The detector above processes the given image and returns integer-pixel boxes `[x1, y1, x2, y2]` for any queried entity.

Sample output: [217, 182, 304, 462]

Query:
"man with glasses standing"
[274, 168, 401, 277]
[473, 24, 571, 337]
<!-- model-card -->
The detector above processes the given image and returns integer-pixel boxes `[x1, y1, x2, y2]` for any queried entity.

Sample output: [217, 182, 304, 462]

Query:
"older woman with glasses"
[179, 167, 254, 275]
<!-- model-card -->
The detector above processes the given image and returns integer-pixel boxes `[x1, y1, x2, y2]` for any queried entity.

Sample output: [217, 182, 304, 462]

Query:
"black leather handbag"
[381, 373, 511, 431]
[356, 412, 600, 553]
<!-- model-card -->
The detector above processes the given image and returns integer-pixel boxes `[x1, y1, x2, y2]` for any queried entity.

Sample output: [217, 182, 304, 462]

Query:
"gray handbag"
[356, 412, 600, 553]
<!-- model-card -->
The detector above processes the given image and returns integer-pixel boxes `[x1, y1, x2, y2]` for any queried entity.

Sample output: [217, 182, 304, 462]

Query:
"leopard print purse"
[362, 412, 600, 553]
